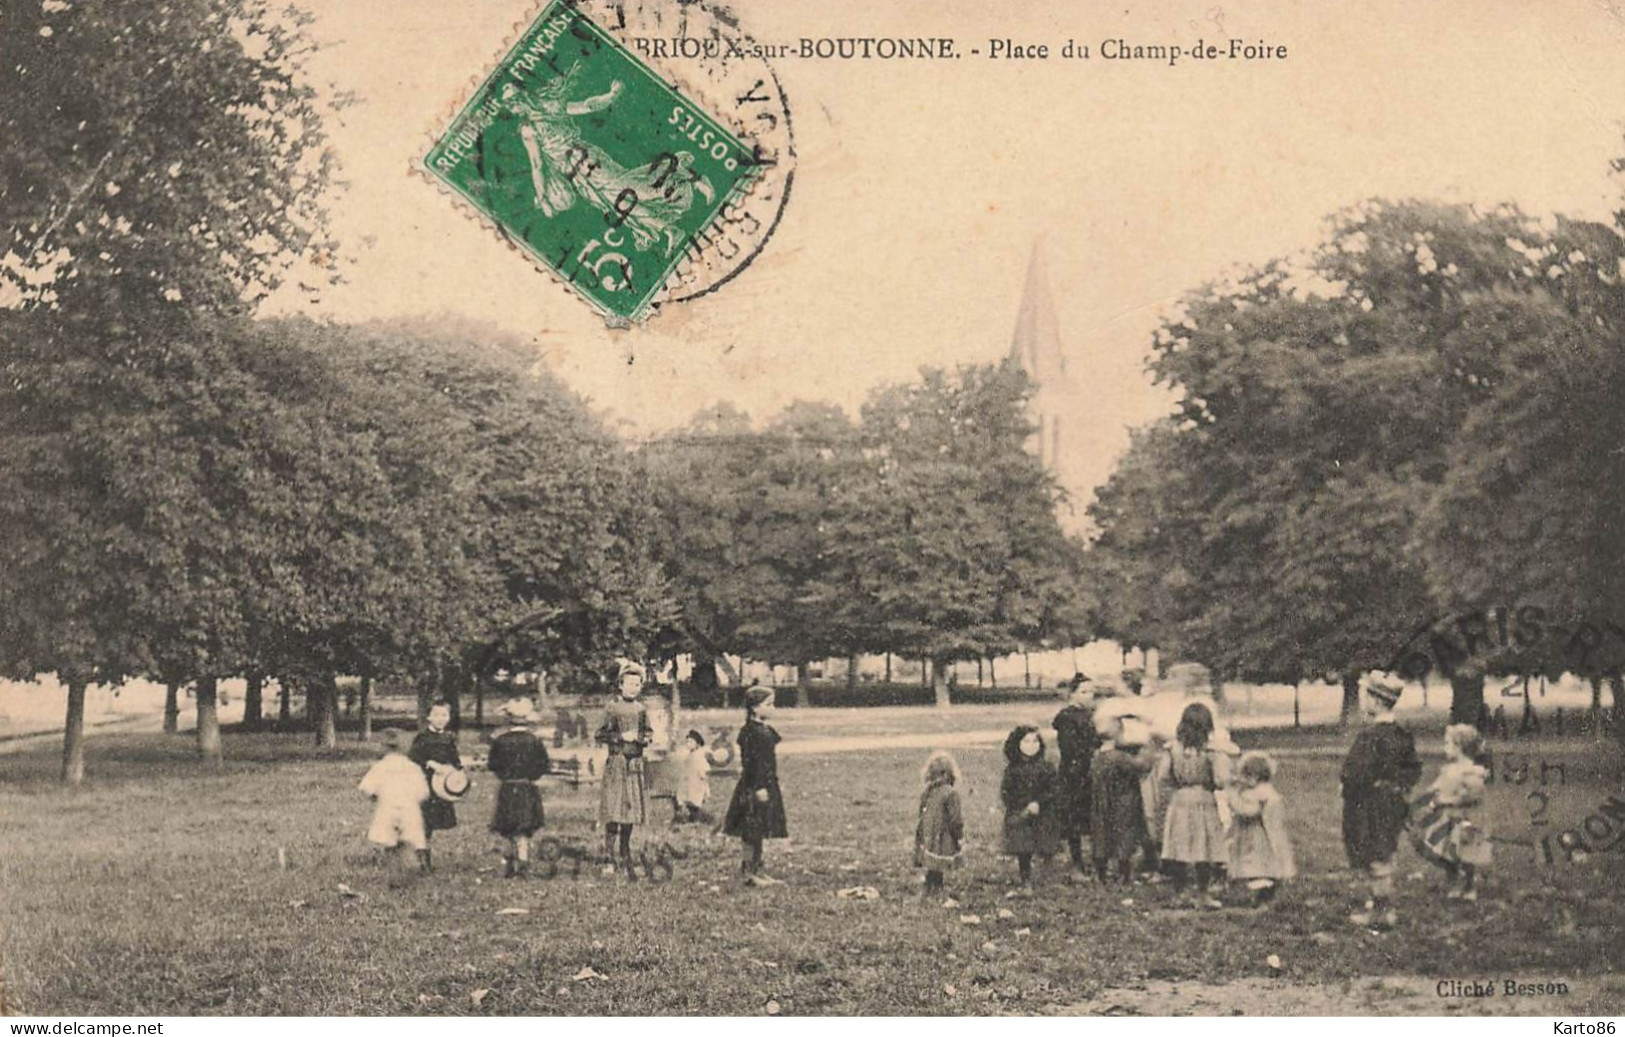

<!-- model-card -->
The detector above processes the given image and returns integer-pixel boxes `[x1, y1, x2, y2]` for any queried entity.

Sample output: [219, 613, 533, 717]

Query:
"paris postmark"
[421, 0, 769, 324]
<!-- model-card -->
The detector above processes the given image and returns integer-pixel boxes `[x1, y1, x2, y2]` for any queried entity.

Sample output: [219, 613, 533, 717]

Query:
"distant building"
[1009, 239, 1074, 474]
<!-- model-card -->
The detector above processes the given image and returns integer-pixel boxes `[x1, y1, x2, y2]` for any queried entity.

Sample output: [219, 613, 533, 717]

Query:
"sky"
[269, 0, 1625, 505]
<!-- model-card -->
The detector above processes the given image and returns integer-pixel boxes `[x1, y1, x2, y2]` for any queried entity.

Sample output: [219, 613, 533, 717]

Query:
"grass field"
[1, 719, 1622, 1016]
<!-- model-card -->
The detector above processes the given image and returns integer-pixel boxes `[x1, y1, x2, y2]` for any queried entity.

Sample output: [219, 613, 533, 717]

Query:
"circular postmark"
[573, 0, 796, 308]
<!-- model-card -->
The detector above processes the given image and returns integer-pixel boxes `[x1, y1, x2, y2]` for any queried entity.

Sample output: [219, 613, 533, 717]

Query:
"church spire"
[1009, 238, 1068, 470]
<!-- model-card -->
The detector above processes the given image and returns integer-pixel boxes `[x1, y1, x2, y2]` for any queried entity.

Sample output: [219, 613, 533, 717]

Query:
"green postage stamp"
[422, 0, 760, 323]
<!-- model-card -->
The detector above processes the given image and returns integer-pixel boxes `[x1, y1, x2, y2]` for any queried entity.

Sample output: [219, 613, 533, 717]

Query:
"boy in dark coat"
[1000, 725, 1059, 890]
[408, 700, 462, 873]
[488, 699, 550, 877]
[723, 686, 788, 884]
[1341, 678, 1421, 928]
[1053, 675, 1100, 880]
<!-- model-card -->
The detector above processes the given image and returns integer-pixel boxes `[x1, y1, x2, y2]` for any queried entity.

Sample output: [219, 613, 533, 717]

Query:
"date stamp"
[422, 0, 762, 324]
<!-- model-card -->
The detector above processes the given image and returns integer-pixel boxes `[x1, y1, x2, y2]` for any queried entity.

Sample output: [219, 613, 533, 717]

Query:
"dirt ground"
[1056, 973, 1625, 1016]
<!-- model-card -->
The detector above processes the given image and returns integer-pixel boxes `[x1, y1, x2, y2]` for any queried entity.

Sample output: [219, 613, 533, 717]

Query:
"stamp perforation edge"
[412, 0, 768, 327]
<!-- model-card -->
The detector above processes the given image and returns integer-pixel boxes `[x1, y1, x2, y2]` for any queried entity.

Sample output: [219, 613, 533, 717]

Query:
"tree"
[1414, 216, 1625, 737]
[860, 360, 1087, 707]
[1090, 200, 1581, 723]
[0, 0, 343, 781]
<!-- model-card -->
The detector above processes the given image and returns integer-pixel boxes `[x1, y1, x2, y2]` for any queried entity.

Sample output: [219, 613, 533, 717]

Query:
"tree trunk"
[358, 676, 373, 742]
[442, 664, 462, 731]
[1591, 675, 1604, 734]
[1449, 672, 1486, 728]
[976, 658, 984, 688]
[474, 677, 485, 729]
[1339, 672, 1361, 727]
[884, 653, 892, 683]
[1611, 672, 1625, 747]
[920, 659, 929, 689]
[989, 657, 997, 689]
[243, 674, 264, 732]
[1211, 678, 1225, 707]
[314, 675, 337, 749]
[846, 654, 859, 693]
[793, 662, 811, 708]
[196, 675, 222, 764]
[163, 680, 180, 735]
[61, 676, 88, 785]
[1292, 683, 1301, 728]
[277, 680, 292, 726]
[1024, 652, 1032, 688]
[416, 673, 434, 729]
[932, 658, 952, 709]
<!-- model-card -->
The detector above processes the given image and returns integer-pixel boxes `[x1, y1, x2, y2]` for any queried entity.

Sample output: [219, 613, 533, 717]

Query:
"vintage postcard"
[3, 0, 1624, 1023]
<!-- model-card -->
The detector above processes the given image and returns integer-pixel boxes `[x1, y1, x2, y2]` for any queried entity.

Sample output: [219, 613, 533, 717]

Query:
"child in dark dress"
[1000, 725, 1059, 891]
[723, 685, 788, 885]
[915, 750, 965, 895]
[1341, 678, 1422, 928]
[1090, 712, 1154, 883]
[408, 700, 462, 873]
[1052, 676, 1100, 881]
[487, 698, 550, 878]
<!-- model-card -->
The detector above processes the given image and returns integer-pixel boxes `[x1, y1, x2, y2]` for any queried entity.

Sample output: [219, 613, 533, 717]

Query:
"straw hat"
[501, 697, 539, 723]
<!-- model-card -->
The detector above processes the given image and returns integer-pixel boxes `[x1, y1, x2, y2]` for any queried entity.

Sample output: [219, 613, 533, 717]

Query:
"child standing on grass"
[1000, 725, 1058, 891]
[915, 750, 965, 895]
[1158, 702, 1230, 906]
[1052, 675, 1100, 882]
[408, 700, 462, 873]
[1226, 750, 1295, 906]
[358, 729, 431, 871]
[1414, 724, 1493, 901]
[723, 685, 788, 885]
[488, 698, 550, 878]
[1089, 713, 1154, 884]
[677, 729, 712, 824]
[1341, 677, 1422, 929]
[597, 661, 653, 876]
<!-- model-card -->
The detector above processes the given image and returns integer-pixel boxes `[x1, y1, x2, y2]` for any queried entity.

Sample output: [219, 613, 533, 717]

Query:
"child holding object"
[1000, 725, 1059, 891]
[1411, 724, 1493, 901]
[358, 729, 431, 871]
[723, 685, 788, 885]
[1226, 750, 1296, 906]
[1089, 712, 1154, 884]
[488, 699, 550, 878]
[914, 750, 965, 895]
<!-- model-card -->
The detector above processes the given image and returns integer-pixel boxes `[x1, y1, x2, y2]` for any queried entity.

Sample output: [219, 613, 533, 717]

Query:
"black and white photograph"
[3, 0, 1624, 1021]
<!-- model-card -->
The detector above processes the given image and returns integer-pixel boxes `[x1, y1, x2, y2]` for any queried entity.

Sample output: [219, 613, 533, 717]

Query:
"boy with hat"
[1340, 677, 1422, 928]
[488, 698, 550, 877]
[596, 660, 653, 875]
[358, 729, 432, 871]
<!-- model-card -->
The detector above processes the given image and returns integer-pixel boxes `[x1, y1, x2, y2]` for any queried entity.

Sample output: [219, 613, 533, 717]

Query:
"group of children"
[356, 666, 791, 885]
[915, 684, 1295, 909]
[915, 673, 1494, 923]
[356, 665, 1493, 924]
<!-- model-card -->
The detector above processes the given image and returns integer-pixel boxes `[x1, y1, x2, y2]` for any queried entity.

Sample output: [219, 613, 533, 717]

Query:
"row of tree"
[1086, 196, 1625, 734]
[642, 363, 1092, 709]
